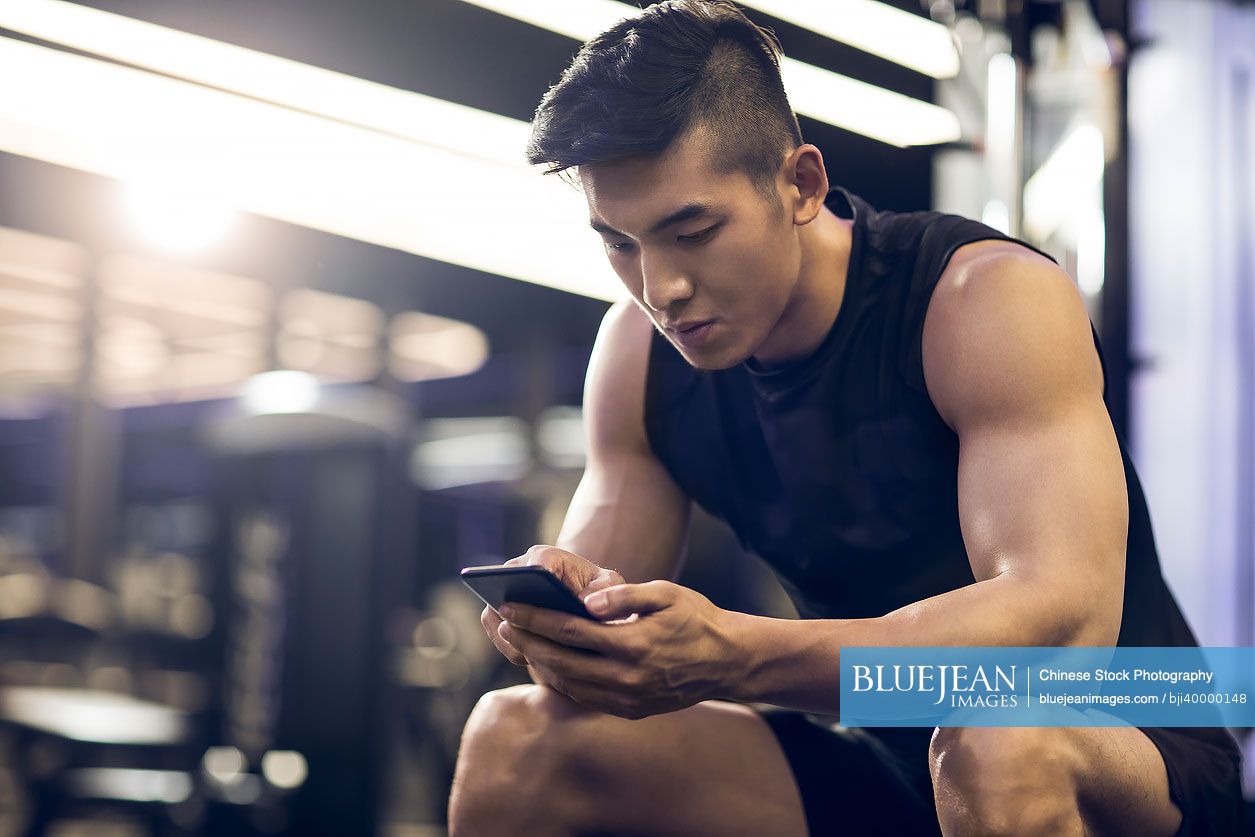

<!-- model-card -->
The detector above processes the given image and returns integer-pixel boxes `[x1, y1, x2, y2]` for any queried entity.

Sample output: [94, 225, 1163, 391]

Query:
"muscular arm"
[555, 298, 692, 582]
[725, 246, 1128, 714]
[521, 299, 691, 686]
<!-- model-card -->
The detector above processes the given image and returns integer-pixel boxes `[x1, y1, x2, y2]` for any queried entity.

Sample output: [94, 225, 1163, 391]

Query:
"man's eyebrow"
[589, 202, 716, 237]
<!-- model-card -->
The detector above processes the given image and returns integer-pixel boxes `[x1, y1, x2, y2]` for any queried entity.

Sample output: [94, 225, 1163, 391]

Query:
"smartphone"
[460, 564, 596, 620]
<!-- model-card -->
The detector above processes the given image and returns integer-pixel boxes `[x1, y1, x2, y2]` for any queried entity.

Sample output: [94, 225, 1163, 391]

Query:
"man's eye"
[605, 241, 634, 253]
[678, 225, 718, 244]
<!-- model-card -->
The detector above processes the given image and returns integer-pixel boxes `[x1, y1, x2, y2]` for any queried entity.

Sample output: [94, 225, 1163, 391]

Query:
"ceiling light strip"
[458, 0, 960, 146]
[0, 0, 960, 150]
[739, 0, 959, 80]
[0, 37, 622, 302]
[0, 0, 532, 168]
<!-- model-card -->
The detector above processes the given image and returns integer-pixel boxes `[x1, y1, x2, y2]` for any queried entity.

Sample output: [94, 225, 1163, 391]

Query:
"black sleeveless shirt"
[644, 187, 1200, 648]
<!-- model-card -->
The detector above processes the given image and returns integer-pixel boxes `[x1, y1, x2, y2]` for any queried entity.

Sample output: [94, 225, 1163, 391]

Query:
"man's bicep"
[555, 298, 691, 582]
[925, 250, 1127, 644]
[953, 400, 1127, 641]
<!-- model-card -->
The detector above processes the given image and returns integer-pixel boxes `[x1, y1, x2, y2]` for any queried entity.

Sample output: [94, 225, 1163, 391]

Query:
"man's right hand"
[479, 544, 625, 668]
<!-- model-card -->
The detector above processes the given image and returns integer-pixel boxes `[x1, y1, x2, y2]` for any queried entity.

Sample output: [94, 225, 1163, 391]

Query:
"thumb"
[583, 580, 673, 620]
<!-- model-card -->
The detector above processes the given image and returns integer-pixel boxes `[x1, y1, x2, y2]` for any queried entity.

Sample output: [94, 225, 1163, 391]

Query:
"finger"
[520, 545, 584, 590]
[523, 544, 563, 571]
[498, 622, 634, 684]
[580, 570, 625, 597]
[492, 633, 528, 666]
[482, 607, 527, 665]
[493, 624, 529, 666]
[500, 603, 642, 657]
[569, 683, 653, 721]
[583, 580, 675, 620]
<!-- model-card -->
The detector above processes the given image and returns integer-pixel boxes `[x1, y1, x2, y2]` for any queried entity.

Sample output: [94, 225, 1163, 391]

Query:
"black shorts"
[759, 710, 1246, 836]
[1140, 727, 1246, 837]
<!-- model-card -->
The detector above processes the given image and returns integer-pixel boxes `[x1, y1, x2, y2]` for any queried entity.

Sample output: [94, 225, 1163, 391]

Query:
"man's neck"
[749, 204, 853, 370]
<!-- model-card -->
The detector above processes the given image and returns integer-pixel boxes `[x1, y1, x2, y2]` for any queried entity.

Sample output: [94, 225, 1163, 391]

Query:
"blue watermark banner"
[839, 647, 1255, 727]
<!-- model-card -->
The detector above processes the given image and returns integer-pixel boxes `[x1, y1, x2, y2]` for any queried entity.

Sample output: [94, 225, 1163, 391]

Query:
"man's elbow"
[1063, 596, 1123, 647]
[1008, 570, 1123, 647]
[1034, 551, 1125, 647]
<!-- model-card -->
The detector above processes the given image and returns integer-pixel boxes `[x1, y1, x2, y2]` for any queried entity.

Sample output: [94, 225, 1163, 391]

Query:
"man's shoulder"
[598, 296, 653, 341]
[931, 239, 1076, 321]
[584, 299, 659, 455]
[921, 243, 1102, 430]
[593, 299, 657, 380]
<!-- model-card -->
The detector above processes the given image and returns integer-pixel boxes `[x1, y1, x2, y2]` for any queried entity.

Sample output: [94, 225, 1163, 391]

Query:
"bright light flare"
[240, 370, 320, 415]
[0, 36, 621, 301]
[0, 0, 530, 167]
[261, 750, 308, 789]
[122, 181, 235, 253]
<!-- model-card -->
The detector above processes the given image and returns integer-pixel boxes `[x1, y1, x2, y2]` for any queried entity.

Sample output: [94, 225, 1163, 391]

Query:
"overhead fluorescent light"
[456, 0, 634, 42]
[1, 0, 958, 145]
[780, 59, 960, 147]
[458, 0, 960, 146]
[0, 0, 957, 315]
[458, 0, 962, 81]
[740, 0, 959, 79]
[0, 36, 622, 301]
[0, 0, 531, 168]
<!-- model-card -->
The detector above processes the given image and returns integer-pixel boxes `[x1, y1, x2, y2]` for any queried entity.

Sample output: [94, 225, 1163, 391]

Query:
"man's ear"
[782, 144, 828, 226]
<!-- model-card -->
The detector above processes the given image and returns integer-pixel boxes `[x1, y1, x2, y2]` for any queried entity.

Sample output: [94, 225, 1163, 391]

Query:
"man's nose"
[640, 251, 694, 313]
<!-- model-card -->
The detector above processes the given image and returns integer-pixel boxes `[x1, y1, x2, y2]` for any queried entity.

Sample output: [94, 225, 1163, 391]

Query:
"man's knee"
[465, 683, 579, 741]
[929, 726, 1084, 835]
[449, 684, 599, 836]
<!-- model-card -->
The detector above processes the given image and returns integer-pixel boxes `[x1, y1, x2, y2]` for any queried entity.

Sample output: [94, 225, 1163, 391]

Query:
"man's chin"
[671, 341, 746, 372]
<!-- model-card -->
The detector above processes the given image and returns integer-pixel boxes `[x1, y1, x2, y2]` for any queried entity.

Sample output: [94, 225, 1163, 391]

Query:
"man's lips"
[664, 319, 714, 333]
[665, 319, 717, 348]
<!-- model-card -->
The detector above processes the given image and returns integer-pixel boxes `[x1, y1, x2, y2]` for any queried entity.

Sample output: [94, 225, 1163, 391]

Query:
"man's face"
[579, 127, 801, 370]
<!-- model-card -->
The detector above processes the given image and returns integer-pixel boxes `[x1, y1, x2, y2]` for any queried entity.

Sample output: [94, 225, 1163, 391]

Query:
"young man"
[448, 2, 1244, 834]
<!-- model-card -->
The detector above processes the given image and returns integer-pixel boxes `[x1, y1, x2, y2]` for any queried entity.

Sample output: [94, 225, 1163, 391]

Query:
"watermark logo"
[851, 664, 1019, 708]
[839, 647, 1254, 727]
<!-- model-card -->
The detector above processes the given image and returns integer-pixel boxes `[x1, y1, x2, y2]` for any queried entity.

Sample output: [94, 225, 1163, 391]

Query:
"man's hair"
[525, 0, 803, 199]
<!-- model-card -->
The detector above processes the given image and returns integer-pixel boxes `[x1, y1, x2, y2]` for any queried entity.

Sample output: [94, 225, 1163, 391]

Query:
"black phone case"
[460, 565, 595, 619]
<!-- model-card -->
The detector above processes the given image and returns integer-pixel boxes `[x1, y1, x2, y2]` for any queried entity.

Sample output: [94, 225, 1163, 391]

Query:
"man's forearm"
[724, 573, 1111, 716]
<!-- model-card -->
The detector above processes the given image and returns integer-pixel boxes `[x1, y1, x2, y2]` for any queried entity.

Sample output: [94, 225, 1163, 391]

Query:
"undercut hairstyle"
[525, 0, 804, 201]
